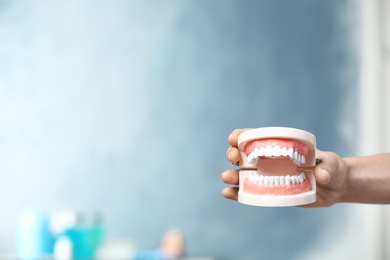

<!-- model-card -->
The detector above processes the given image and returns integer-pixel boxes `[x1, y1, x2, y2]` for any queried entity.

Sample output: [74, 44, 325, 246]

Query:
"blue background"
[0, 1, 360, 259]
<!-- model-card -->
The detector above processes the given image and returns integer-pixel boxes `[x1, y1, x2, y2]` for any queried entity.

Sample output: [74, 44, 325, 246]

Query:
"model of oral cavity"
[243, 138, 311, 195]
[237, 127, 316, 207]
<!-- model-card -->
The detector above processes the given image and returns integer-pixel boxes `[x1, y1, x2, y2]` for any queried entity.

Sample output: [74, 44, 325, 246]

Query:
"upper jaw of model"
[245, 138, 309, 167]
[237, 127, 316, 201]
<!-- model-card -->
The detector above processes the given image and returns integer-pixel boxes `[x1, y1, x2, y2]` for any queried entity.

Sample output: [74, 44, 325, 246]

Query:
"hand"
[221, 128, 250, 201]
[221, 129, 349, 207]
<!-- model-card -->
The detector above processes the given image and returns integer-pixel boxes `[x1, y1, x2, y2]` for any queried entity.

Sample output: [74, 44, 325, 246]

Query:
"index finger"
[228, 128, 252, 147]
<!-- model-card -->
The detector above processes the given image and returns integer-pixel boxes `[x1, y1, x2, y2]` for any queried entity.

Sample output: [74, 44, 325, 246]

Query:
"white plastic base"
[238, 190, 316, 207]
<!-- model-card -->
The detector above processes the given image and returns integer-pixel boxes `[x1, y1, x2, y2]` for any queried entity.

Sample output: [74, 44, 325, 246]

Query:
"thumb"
[314, 150, 340, 185]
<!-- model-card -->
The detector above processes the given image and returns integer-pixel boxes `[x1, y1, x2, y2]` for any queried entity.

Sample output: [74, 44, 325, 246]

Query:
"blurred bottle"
[90, 212, 106, 253]
[16, 209, 52, 259]
[51, 209, 78, 260]
[53, 210, 105, 259]
[53, 235, 73, 260]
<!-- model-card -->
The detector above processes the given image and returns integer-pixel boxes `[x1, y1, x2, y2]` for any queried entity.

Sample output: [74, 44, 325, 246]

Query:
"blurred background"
[0, 0, 389, 259]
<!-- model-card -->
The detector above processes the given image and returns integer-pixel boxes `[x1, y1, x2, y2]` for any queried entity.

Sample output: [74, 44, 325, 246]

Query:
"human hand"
[221, 128, 250, 201]
[221, 128, 349, 207]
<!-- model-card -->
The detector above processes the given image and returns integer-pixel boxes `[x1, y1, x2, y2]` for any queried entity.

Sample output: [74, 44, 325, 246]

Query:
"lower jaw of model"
[243, 158, 311, 196]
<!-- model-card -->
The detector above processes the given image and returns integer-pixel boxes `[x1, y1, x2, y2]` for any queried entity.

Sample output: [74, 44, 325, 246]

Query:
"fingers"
[221, 170, 239, 200]
[227, 128, 252, 147]
[226, 128, 252, 164]
[314, 150, 341, 185]
[222, 187, 239, 201]
[222, 129, 251, 202]
[221, 169, 239, 185]
[226, 146, 241, 164]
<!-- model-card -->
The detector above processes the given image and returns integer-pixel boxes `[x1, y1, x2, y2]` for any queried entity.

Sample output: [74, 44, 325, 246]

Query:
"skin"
[222, 128, 390, 207]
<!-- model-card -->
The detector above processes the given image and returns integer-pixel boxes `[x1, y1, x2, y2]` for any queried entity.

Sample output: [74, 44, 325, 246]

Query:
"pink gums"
[243, 178, 311, 195]
[244, 138, 309, 157]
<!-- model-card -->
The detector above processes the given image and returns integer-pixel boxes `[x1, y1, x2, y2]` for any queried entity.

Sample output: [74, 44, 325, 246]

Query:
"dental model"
[237, 127, 316, 207]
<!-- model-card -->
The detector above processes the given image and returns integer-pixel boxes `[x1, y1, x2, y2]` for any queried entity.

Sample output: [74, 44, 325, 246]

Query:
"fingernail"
[228, 151, 233, 161]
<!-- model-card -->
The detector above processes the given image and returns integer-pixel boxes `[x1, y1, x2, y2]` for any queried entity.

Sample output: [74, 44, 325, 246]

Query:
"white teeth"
[288, 147, 294, 158]
[259, 147, 265, 156]
[265, 145, 272, 156]
[247, 173, 307, 186]
[291, 176, 296, 185]
[255, 148, 260, 157]
[281, 147, 288, 156]
[264, 176, 269, 185]
[248, 172, 254, 182]
[285, 175, 291, 186]
[269, 176, 274, 186]
[247, 145, 307, 167]
[272, 145, 281, 156]
[248, 153, 254, 164]
[274, 176, 280, 185]
[258, 175, 264, 185]
[292, 151, 302, 166]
